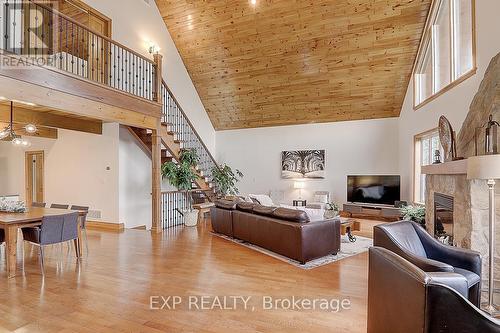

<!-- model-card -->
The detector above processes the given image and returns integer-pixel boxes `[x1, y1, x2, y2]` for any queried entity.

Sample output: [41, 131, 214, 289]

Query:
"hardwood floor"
[0, 219, 382, 333]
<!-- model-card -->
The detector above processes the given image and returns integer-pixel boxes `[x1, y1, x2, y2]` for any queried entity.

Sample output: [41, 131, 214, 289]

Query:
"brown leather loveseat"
[211, 200, 341, 264]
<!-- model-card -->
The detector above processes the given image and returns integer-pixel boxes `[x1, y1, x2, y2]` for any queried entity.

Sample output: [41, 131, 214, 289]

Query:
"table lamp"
[467, 154, 500, 315]
[294, 181, 305, 199]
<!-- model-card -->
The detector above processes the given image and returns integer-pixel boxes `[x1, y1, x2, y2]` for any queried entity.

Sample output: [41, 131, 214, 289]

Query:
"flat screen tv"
[347, 175, 401, 206]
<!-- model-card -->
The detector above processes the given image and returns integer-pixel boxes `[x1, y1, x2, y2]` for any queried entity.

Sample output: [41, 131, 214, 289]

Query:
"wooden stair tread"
[128, 124, 215, 198]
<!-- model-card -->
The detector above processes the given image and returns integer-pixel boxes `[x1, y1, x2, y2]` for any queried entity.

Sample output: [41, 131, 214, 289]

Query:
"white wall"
[118, 126, 152, 229]
[398, 0, 500, 200]
[216, 118, 400, 204]
[82, 0, 216, 155]
[0, 124, 120, 222]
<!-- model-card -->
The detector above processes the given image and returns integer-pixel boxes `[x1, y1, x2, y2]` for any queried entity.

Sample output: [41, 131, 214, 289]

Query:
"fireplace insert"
[434, 193, 454, 246]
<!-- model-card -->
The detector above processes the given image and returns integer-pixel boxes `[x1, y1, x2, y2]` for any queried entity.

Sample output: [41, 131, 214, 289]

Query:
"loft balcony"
[0, 0, 161, 128]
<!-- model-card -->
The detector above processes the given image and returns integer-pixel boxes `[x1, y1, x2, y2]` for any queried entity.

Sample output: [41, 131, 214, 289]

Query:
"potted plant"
[401, 204, 426, 228]
[324, 202, 340, 219]
[161, 149, 200, 227]
[211, 164, 244, 199]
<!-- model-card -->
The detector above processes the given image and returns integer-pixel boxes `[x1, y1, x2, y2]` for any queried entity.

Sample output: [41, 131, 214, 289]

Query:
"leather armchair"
[374, 221, 482, 306]
[368, 247, 500, 333]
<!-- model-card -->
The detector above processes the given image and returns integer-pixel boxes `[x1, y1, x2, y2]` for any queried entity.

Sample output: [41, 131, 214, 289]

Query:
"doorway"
[57, 0, 112, 83]
[25, 151, 44, 206]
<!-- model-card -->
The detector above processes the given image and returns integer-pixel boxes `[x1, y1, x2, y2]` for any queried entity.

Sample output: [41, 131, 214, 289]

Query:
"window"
[414, 129, 443, 203]
[414, 0, 475, 108]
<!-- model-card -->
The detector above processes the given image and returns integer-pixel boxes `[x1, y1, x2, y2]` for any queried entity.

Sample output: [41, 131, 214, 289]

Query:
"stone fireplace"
[422, 52, 500, 280]
[423, 169, 498, 279]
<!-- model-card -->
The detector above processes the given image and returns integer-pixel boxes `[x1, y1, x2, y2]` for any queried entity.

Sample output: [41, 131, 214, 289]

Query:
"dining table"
[0, 207, 87, 278]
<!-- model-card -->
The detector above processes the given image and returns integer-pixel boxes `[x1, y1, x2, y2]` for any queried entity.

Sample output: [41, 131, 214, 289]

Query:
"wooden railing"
[1, 0, 158, 101]
[161, 81, 218, 184]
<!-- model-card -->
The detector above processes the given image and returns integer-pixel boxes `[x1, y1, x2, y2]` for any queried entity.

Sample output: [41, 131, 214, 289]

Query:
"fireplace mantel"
[421, 159, 468, 175]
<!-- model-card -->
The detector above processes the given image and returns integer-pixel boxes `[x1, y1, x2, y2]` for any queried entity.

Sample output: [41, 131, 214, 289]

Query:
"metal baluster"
[71, 22, 75, 75]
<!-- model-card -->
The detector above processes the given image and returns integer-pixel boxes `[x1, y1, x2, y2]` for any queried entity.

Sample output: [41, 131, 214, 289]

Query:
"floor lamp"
[468, 154, 500, 316]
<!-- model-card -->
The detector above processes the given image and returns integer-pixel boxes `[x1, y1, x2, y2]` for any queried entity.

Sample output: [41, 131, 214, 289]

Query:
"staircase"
[128, 81, 218, 202]
[0, 1, 215, 230]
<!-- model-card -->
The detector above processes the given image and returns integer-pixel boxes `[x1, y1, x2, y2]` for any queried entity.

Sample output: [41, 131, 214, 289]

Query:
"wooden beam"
[0, 104, 102, 134]
[0, 73, 160, 129]
[151, 53, 163, 233]
[0, 122, 58, 139]
[151, 120, 162, 233]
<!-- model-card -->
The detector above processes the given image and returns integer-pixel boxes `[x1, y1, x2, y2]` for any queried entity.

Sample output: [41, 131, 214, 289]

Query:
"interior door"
[55, 0, 111, 82]
[25, 151, 44, 206]
[88, 13, 110, 84]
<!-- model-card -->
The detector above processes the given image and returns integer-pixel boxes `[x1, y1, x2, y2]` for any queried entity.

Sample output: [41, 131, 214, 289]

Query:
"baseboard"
[131, 225, 147, 230]
[86, 220, 125, 232]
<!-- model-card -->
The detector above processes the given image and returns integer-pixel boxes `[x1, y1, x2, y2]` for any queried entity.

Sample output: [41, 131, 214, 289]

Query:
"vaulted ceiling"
[155, 0, 431, 130]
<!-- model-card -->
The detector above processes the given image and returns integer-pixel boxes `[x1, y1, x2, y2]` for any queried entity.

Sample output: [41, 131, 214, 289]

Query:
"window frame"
[413, 128, 443, 204]
[413, 0, 476, 110]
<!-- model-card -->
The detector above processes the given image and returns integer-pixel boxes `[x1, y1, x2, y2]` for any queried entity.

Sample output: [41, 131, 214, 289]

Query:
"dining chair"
[70, 205, 90, 256]
[0, 229, 4, 259]
[22, 212, 80, 275]
[50, 204, 69, 209]
[32, 202, 46, 208]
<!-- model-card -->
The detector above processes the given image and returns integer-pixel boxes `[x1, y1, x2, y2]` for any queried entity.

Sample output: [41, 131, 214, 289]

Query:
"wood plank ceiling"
[155, 0, 431, 130]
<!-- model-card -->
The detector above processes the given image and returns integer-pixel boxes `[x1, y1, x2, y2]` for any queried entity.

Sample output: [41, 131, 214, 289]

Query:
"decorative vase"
[184, 210, 199, 227]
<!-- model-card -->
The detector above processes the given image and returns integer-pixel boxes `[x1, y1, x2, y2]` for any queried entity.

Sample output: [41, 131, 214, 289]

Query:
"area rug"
[211, 232, 373, 270]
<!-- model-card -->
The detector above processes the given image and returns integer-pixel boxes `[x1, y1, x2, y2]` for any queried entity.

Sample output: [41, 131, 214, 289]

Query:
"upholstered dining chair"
[0, 229, 4, 258]
[22, 212, 80, 274]
[70, 205, 90, 256]
[374, 221, 482, 307]
[50, 204, 69, 209]
[32, 202, 46, 208]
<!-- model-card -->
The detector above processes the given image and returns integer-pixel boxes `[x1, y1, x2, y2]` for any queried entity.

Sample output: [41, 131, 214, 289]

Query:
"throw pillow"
[313, 194, 329, 204]
[249, 194, 274, 207]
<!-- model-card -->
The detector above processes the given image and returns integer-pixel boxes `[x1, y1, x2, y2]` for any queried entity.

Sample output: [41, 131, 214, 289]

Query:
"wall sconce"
[148, 42, 161, 55]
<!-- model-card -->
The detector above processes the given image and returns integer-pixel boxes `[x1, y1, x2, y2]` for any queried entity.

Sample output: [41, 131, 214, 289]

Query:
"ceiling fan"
[0, 101, 38, 147]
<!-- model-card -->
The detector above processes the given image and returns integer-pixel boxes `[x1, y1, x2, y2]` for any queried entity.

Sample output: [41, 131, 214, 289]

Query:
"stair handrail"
[161, 80, 219, 170]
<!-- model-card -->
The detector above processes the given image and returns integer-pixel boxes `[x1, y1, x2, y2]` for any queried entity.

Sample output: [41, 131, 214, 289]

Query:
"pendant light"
[0, 101, 37, 147]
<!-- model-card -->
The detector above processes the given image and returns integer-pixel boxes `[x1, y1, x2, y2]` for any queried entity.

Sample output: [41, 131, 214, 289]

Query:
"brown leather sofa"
[368, 247, 500, 333]
[211, 200, 341, 264]
[374, 221, 482, 307]
[210, 199, 237, 237]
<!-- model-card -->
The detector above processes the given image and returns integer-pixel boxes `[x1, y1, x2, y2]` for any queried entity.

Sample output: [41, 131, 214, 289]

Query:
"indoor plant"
[324, 202, 340, 219]
[161, 149, 200, 227]
[401, 204, 426, 228]
[211, 164, 244, 199]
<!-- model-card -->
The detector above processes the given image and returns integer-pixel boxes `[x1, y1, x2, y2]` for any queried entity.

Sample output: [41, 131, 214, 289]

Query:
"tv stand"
[342, 202, 402, 222]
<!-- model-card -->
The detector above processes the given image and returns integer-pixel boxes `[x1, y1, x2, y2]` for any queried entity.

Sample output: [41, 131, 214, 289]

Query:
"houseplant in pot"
[211, 164, 244, 199]
[161, 149, 200, 227]
[401, 204, 426, 228]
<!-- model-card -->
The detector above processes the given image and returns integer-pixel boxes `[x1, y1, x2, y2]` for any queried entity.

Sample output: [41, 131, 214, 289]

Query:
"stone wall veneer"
[425, 52, 500, 281]
[457, 52, 500, 158]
